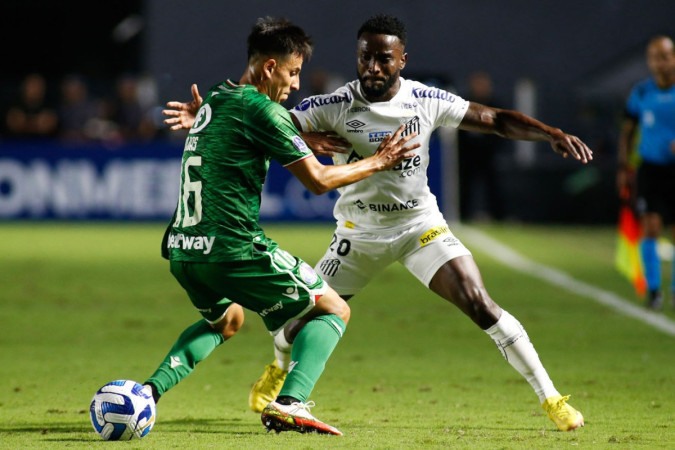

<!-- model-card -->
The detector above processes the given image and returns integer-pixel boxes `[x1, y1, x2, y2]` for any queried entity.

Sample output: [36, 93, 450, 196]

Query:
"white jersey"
[291, 78, 469, 230]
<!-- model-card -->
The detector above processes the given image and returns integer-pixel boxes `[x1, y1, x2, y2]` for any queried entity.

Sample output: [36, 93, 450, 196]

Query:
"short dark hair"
[357, 14, 407, 46]
[247, 17, 313, 61]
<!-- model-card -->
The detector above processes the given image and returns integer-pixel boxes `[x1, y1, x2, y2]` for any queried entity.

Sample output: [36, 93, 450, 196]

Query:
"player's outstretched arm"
[163, 84, 202, 130]
[295, 131, 352, 157]
[287, 124, 420, 194]
[289, 113, 351, 157]
[459, 102, 593, 164]
[162, 85, 352, 158]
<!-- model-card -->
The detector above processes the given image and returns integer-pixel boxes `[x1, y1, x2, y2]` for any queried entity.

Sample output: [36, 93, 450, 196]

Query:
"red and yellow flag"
[615, 201, 646, 296]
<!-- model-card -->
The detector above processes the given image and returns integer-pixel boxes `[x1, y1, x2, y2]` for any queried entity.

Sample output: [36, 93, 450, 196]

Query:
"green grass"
[0, 222, 673, 449]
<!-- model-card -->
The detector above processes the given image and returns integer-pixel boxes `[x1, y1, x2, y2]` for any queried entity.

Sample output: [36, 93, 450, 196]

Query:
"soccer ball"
[89, 379, 156, 440]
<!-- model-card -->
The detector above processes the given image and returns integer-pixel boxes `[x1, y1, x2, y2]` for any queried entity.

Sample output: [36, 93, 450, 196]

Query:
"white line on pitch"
[460, 227, 675, 337]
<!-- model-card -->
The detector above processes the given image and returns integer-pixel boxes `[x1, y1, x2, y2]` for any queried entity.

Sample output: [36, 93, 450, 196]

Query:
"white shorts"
[315, 213, 472, 297]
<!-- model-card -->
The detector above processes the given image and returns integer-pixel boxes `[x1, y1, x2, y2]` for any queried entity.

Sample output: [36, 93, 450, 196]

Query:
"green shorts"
[170, 244, 326, 334]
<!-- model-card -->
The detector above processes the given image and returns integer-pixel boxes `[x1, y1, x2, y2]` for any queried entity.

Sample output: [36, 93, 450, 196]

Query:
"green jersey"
[165, 80, 312, 262]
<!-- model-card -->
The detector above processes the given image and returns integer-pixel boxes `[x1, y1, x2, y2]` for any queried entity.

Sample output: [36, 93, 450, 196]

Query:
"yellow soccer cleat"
[542, 394, 585, 431]
[249, 360, 287, 413]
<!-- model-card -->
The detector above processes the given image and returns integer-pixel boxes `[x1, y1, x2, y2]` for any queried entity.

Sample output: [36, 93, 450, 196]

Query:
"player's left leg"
[430, 257, 583, 431]
[640, 213, 663, 309]
[401, 220, 582, 431]
[144, 301, 244, 403]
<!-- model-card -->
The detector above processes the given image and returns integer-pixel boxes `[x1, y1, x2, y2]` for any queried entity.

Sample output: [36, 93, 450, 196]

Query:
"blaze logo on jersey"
[419, 225, 450, 246]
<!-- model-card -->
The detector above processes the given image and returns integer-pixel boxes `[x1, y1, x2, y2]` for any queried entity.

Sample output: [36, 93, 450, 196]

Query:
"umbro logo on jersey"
[346, 119, 366, 133]
[170, 356, 183, 369]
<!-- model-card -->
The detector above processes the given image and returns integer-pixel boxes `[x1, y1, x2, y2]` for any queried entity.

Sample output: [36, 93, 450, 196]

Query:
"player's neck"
[654, 72, 675, 89]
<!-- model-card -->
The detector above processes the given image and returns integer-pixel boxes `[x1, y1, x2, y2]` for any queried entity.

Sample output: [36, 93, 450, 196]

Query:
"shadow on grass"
[1, 417, 265, 442]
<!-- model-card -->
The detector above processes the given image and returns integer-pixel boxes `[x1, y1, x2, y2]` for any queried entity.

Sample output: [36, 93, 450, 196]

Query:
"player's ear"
[400, 52, 408, 70]
[262, 59, 277, 80]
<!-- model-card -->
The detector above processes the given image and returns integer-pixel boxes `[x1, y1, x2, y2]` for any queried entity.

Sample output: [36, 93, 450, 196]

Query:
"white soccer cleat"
[261, 400, 342, 436]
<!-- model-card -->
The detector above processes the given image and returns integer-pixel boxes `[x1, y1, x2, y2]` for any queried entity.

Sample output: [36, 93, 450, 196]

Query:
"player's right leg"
[250, 224, 383, 413]
[637, 164, 665, 309]
[261, 285, 348, 436]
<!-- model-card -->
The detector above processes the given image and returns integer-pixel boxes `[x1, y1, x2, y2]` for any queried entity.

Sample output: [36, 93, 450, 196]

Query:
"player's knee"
[219, 304, 245, 340]
[319, 288, 351, 324]
[465, 287, 499, 324]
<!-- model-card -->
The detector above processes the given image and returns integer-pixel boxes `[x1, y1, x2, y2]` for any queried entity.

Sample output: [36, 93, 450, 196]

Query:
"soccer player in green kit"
[143, 17, 419, 436]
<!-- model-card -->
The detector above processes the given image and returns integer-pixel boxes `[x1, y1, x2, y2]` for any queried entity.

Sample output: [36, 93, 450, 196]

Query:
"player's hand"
[301, 131, 352, 157]
[549, 131, 593, 164]
[372, 124, 421, 170]
[163, 84, 202, 131]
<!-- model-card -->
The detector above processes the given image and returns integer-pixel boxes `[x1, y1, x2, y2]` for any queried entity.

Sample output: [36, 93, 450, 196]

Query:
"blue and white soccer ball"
[89, 379, 156, 441]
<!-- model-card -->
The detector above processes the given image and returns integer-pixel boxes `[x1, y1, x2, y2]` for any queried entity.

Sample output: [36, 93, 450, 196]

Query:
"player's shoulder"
[403, 78, 465, 104]
[292, 82, 354, 114]
[630, 77, 657, 99]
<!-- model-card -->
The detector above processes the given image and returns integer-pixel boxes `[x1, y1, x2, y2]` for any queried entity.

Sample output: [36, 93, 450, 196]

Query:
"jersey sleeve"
[247, 99, 313, 166]
[410, 81, 469, 129]
[435, 90, 470, 129]
[289, 89, 349, 132]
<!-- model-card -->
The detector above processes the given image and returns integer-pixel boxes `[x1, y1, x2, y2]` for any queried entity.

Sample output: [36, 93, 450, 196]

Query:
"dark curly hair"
[357, 14, 407, 45]
[247, 16, 313, 61]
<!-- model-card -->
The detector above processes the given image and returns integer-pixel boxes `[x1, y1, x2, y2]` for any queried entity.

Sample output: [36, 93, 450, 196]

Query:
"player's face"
[646, 37, 675, 81]
[267, 53, 304, 103]
[356, 32, 407, 101]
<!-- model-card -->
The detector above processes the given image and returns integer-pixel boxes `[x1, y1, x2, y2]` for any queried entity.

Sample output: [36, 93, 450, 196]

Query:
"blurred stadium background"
[1, 0, 674, 223]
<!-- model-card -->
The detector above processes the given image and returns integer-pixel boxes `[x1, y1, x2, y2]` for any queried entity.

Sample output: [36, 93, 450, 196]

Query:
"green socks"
[145, 319, 224, 397]
[279, 314, 346, 402]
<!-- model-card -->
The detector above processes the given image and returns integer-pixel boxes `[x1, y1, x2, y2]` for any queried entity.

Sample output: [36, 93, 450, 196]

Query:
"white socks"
[273, 331, 292, 371]
[485, 310, 559, 403]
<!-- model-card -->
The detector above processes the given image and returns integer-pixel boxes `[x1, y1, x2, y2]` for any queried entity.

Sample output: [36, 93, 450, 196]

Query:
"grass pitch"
[0, 222, 673, 449]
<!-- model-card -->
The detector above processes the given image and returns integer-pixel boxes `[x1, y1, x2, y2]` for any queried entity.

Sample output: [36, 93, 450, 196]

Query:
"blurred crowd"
[1, 72, 167, 145]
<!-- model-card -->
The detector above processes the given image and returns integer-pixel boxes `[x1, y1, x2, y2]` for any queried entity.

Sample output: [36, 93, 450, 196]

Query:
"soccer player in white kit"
[164, 14, 591, 432]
